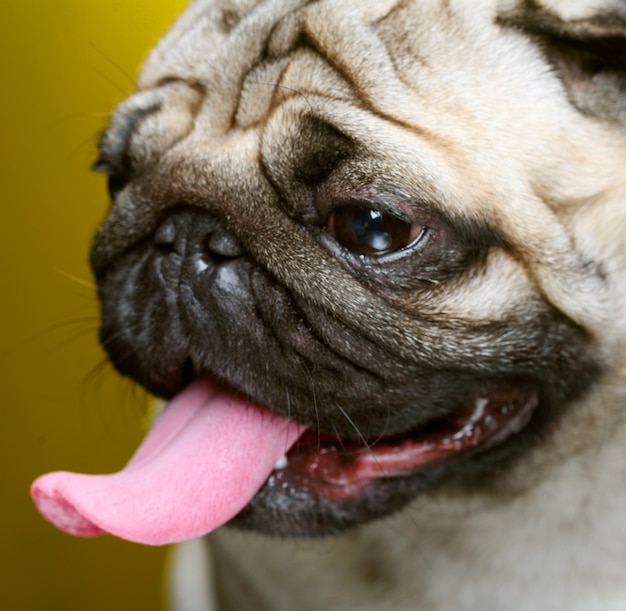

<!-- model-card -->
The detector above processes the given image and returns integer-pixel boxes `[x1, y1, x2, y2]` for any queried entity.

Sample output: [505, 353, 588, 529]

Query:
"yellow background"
[1, 2, 188, 609]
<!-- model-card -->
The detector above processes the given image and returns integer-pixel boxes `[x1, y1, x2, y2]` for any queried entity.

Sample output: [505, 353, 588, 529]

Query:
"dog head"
[90, 0, 626, 535]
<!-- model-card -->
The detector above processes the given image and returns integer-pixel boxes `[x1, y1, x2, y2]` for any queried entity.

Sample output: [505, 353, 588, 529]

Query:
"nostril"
[152, 210, 244, 263]
[205, 228, 243, 261]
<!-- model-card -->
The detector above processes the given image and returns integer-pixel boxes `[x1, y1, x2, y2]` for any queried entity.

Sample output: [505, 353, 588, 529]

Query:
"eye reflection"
[327, 205, 424, 256]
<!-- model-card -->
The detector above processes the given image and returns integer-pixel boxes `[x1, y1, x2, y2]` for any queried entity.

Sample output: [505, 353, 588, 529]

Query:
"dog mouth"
[31, 372, 540, 544]
[261, 384, 538, 500]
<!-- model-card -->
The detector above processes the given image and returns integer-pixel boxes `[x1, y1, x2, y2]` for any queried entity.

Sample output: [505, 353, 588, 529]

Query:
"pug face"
[90, 0, 626, 536]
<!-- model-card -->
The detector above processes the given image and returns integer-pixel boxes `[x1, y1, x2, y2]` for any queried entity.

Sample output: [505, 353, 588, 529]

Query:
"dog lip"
[271, 386, 539, 495]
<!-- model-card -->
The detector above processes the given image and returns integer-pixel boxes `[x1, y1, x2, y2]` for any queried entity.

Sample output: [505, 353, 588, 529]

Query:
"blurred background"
[1, 2, 189, 609]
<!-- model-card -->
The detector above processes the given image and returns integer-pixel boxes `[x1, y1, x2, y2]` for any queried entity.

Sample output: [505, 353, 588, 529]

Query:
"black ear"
[499, 1, 626, 123]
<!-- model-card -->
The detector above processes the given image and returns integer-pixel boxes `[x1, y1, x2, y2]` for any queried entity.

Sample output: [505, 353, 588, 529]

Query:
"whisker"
[333, 402, 389, 479]
[89, 42, 137, 88]
[309, 378, 322, 453]
[80, 355, 113, 394]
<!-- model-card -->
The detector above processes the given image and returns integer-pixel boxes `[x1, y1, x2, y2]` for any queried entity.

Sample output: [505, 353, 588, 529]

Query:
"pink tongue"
[31, 378, 304, 545]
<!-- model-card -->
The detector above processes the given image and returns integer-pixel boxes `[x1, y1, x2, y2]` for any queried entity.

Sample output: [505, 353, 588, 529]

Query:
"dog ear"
[499, 1, 626, 123]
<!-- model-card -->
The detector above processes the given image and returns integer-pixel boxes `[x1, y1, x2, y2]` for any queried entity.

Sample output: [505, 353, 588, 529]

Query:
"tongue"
[31, 378, 304, 545]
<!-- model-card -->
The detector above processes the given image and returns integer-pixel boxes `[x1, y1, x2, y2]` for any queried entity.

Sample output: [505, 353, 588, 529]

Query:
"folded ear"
[499, 1, 626, 124]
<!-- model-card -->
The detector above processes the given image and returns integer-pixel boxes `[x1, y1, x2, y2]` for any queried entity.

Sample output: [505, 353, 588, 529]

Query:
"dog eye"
[327, 205, 424, 256]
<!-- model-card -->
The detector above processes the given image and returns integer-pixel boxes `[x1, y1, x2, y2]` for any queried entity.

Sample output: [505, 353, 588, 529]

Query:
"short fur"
[92, 0, 626, 609]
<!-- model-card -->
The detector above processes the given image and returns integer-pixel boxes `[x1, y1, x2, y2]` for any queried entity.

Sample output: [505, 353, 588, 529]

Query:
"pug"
[32, 0, 626, 609]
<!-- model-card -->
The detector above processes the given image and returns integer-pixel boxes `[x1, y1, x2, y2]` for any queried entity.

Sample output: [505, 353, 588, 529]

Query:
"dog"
[56, 0, 626, 608]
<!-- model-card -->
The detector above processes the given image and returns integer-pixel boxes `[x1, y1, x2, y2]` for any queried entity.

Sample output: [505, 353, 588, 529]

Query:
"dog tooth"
[274, 455, 288, 470]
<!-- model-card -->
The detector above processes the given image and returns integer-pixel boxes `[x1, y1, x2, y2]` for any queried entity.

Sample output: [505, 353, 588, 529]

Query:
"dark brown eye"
[327, 205, 424, 256]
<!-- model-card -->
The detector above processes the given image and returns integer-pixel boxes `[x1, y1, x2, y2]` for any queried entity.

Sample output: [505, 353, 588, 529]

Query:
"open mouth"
[31, 376, 539, 544]
[266, 385, 539, 501]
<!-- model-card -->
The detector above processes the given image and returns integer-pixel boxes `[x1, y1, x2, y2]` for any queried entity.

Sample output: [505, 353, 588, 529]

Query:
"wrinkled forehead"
[110, 0, 541, 206]
[136, 0, 404, 138]
[137, 0, 512, 132]
[138, 0, 405, 95]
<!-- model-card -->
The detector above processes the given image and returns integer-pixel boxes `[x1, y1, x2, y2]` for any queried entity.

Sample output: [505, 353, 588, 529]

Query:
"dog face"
[91, 0, 626, 536]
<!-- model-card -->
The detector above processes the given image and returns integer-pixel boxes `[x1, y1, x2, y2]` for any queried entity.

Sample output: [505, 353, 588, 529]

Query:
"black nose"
[153, 209, 244, 262]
